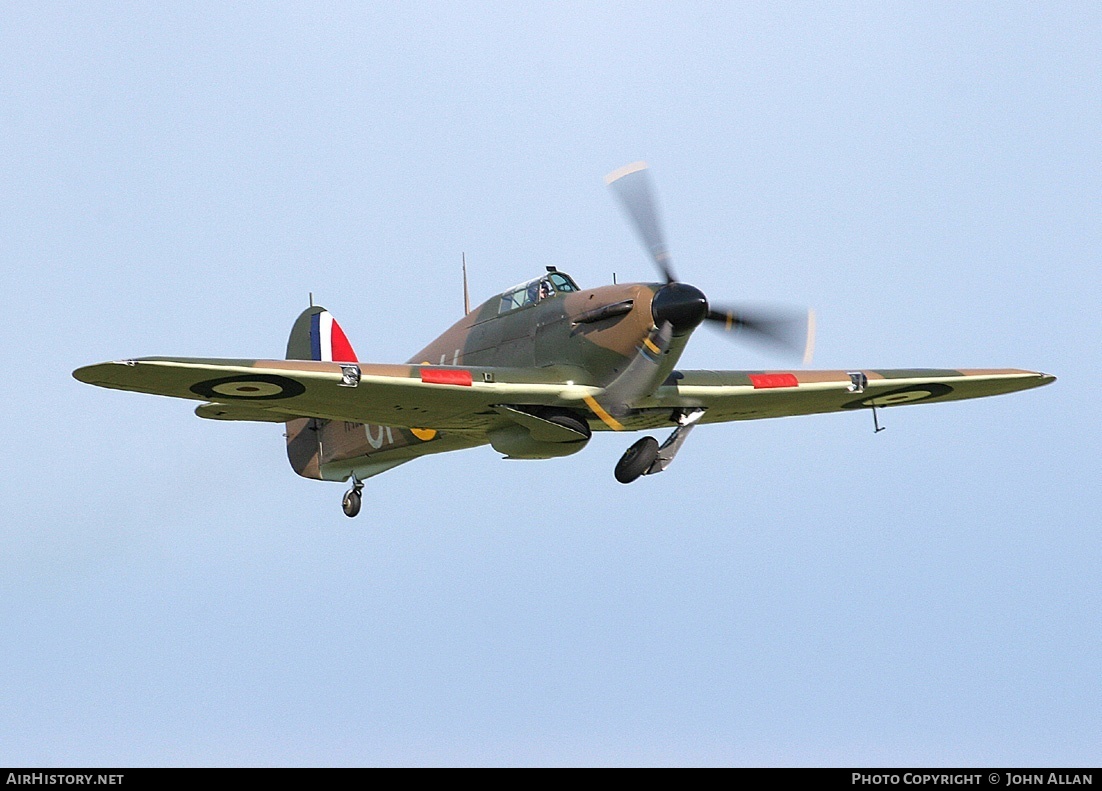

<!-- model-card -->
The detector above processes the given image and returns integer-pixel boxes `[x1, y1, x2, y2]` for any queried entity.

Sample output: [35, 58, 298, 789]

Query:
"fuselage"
[410, 275, 697, 389]
[294, 270, 711, 481]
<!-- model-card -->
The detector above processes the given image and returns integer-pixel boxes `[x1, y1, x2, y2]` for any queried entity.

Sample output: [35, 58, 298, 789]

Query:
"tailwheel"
[615, 436, 659, 484]
[342, 489, 362, 518]
[342, 473, 364, 518]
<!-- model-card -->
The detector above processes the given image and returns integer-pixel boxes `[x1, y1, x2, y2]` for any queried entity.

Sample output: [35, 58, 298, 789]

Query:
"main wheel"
[342, 489, 362, 518]
[614, 436, 660, 484]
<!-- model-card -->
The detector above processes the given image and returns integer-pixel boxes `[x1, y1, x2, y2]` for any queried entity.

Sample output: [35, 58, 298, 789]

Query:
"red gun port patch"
[749, 373, 799, 389]
[421, 368, 473, 386]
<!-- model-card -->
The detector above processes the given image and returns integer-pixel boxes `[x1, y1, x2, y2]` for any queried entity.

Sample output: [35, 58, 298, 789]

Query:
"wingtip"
[72, 364, 102, 384]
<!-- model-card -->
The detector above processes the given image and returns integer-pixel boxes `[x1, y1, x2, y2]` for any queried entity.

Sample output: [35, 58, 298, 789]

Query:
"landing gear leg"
[342, 473, 364, 518]
[613, 408, 706, 484]
[646, 407, 706, 476]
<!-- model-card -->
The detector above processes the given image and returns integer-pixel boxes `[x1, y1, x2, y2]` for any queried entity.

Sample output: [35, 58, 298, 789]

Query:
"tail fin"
[285, 305, 359, 479]
[286, 305, 359, 363]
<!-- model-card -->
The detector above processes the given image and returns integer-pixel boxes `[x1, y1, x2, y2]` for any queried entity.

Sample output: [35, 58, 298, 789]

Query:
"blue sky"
[2, 2, 1098, 766]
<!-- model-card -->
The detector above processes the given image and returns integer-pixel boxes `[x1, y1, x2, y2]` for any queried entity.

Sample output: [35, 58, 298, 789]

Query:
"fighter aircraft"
[73, 163, 1055, 517]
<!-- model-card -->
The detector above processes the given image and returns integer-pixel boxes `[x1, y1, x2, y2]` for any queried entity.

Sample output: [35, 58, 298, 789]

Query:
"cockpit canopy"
[498, 271, 580, 314]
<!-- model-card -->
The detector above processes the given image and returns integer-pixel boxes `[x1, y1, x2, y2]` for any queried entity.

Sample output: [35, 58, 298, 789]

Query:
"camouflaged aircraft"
[74, 163, 1055, 517]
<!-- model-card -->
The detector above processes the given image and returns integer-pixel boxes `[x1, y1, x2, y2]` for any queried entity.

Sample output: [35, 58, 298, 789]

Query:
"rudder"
[285, 306, 359, 363]
[285, 305, 360, 479]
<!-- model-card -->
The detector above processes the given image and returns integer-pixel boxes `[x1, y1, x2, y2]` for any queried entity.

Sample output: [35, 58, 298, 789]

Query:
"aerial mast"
[462, 253, 471, 315]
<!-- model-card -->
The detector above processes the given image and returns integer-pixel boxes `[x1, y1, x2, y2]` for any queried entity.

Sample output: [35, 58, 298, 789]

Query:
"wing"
[72, 356, 605, 433]
[74, 358, 1054, 436]
[610, 367, 1055, 429]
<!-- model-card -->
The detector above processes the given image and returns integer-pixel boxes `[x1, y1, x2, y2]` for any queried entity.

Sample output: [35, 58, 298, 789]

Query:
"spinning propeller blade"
[606, 161, 815, 365]
[705, 305, 817, 364]
[605, 161, 677, 284]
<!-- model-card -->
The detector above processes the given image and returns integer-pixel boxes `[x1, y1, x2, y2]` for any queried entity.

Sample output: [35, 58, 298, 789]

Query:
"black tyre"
[614, 436, 660, 484]
[342, 489, 362, 518]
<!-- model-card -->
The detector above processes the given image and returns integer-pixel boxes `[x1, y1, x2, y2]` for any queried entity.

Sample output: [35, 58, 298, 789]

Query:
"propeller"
[707, 303, 817, 364]
[589, 162, 816, 428]
[605, 161, 815, 364]
[605, 162, 677, 283]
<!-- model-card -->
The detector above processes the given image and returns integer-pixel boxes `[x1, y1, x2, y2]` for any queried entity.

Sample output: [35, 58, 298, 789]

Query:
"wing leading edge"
[71, 357, 603, 432]
[615, 367, 1055, 429]
[75, 358, 1053, 432]
[74, 358, 1053, 484]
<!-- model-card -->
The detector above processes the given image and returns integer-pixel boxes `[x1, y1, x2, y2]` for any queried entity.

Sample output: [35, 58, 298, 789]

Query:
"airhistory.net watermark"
[6, 776, 122, 785]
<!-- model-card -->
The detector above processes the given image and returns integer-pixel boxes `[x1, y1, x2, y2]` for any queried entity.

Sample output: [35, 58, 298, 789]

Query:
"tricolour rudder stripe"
[311, 312, 324, 361]
[286, 306, 358, 363]
[283, 304, 359, 480]
[329, 317, 357, 363]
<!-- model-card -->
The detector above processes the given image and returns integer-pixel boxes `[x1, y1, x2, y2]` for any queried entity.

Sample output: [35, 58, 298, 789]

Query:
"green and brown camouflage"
[411, 280, 682, 383]
[72, 267, 1055, 495]
[70, 161, 1059, 511]
[278, 272, 695, 479]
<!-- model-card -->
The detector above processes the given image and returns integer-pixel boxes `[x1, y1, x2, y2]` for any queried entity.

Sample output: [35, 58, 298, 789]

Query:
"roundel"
[190, 374, 306, 401]
[842, 383, 953, 410]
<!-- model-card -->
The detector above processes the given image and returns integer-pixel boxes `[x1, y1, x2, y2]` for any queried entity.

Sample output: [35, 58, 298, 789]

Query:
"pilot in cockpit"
[526, 278, 555, 305]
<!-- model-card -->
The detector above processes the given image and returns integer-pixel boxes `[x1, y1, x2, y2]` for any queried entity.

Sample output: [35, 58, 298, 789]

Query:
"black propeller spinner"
[651, 281, 708, 335]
